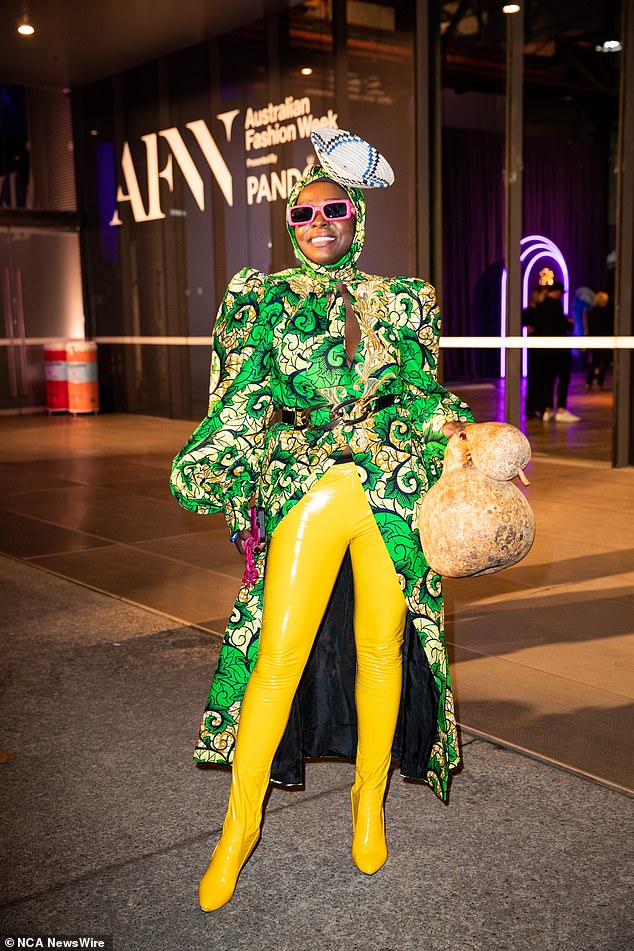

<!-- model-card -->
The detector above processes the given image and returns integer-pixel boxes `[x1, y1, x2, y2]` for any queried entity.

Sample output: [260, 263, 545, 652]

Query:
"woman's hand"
[233, 528, 266, 556]
[442, 420, 468, 440]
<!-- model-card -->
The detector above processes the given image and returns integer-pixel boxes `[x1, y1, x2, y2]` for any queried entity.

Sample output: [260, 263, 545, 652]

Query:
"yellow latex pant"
[199, 462, 408, 910]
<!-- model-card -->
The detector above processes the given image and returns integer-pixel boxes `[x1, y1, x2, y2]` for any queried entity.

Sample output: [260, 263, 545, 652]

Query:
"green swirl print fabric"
[170, 165, 473, 801]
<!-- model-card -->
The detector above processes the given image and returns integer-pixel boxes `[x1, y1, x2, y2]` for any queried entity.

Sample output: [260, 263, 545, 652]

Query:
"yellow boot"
[198, 776, 263, 912]
[348, 477, 407, 875]
[349, 640, 403, 875]
[197, 469, 356, 910]
[350, 769, 389, 874]
[198, 723, 277, 911]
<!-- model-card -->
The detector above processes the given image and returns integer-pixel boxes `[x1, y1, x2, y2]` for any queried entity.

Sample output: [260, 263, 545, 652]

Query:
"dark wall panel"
[73, 7, 416, 418]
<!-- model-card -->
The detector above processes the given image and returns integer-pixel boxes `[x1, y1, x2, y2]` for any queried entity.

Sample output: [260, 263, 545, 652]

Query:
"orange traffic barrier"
[66, 341, 99, 414]
[44, 343, 69, 412]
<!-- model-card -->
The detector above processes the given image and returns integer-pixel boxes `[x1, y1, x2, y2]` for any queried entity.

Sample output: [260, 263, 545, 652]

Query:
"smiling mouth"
[309, 234, 336, 247]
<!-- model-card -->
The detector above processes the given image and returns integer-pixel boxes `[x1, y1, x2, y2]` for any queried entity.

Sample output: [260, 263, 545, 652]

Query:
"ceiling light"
[502, 3, 521, 13]
[17, 13, 34, 35]
[300, 67, 313, 76]
[595, 39, 622, 53]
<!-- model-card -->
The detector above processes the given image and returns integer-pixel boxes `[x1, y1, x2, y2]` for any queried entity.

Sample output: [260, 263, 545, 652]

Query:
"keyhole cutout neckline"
[338, 282, 362, 369]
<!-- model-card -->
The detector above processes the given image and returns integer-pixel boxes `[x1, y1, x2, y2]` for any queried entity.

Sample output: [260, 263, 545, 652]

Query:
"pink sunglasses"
[287, 198, 356, 227]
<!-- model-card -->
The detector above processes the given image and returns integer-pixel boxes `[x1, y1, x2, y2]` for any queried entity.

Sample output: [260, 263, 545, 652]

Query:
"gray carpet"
[1, 555, 633, 951]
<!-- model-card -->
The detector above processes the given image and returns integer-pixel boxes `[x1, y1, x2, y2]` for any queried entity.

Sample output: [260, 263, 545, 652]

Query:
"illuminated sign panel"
[110, 96, 339, 225]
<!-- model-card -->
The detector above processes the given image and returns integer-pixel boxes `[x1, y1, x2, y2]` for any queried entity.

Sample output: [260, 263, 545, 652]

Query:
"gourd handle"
[444, 430, 472, 471]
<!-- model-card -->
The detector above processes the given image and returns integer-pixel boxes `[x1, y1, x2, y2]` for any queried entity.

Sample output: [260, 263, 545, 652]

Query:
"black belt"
[280, 394, 397, 432]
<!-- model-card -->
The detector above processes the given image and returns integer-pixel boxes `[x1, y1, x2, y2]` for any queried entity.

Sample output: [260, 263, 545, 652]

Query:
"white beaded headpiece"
[311, 128, 394, 189]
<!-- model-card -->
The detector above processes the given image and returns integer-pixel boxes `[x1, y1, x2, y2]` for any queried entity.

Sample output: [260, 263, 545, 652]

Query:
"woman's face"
[291, 180, 356, 266]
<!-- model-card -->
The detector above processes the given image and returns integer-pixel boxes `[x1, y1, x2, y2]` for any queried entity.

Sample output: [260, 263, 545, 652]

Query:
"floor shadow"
[498, 547, 634, 588]
[453, 695, 634, 791]
[445, 588, 634, 652]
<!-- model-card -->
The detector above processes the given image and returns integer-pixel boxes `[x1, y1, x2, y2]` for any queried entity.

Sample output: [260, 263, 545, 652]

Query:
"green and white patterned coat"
[171, 165, 473, 801]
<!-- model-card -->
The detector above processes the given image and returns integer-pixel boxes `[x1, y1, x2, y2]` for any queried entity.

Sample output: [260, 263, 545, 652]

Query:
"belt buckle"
[295, 407, 313, 430]
[330, 396, 371, 426]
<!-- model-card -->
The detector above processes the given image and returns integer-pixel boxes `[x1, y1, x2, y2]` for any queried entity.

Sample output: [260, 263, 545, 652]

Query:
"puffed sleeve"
[170, 267, 273, 534]
[397, 280, 474, 440]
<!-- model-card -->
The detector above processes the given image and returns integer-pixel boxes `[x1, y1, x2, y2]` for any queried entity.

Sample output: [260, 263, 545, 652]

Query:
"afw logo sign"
[110, 97, 336, 225]
[110, 112, 238, 225]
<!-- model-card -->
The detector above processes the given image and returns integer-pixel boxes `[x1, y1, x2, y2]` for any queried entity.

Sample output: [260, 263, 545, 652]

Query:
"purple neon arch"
[500, 235, 570, 377]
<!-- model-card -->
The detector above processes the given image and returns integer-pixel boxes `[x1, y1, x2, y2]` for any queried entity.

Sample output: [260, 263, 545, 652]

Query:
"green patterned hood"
[286, 164, 366, 281]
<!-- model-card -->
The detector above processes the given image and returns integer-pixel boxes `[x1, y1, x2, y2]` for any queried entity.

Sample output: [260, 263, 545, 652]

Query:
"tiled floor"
[1, 372, 632, 791]
[456, 366, 615, 461]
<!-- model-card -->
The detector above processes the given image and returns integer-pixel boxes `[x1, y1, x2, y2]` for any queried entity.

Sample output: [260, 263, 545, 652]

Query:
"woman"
[171, 162, 473, 912]
[522, 284, 547, 419]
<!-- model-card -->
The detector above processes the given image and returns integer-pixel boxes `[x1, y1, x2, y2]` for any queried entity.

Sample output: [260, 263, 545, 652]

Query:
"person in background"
[538, 280, 579, 423]
[522, 285, 548, 419]
[584, 291, 614, 390]
[573, 286, 596, 339]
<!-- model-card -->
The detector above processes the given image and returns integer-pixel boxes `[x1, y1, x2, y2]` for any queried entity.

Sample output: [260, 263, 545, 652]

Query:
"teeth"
[310, 236, 335, 246]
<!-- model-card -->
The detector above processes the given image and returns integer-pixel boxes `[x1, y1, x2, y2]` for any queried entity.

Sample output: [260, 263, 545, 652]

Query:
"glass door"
[0, 231, 30, 411]
[0, 227, 85, 413]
